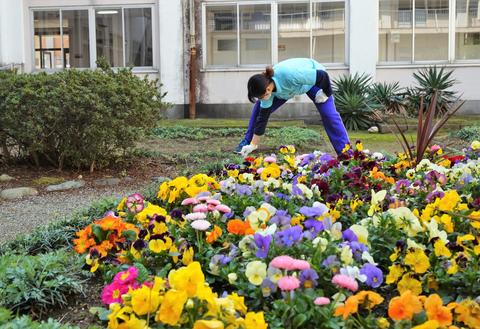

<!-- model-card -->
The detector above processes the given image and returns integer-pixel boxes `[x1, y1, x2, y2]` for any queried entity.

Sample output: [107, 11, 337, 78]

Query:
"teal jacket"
[260, 58, 326, 109]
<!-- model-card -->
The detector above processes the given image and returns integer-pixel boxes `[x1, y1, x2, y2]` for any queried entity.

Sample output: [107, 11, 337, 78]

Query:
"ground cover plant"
[66, 138, 480, 328]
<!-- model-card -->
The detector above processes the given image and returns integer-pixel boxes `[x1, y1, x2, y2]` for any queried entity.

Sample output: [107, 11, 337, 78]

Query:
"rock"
[368, 126, 379, 133]
[123, 176, 134, 182]
[1, 187, 38, 200]
[0, 174, 14, 182]
[152, 176, 170, 183]
[94, 178, 121, 186]
[46, 180, 85, 192]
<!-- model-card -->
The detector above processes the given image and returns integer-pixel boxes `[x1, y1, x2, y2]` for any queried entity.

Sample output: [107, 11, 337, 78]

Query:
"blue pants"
[243, 86, 350, 155]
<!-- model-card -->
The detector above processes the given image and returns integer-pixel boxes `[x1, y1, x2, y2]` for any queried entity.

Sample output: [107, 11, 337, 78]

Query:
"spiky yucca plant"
[370, 81, 407, 116]
[407, 66, 459, 116]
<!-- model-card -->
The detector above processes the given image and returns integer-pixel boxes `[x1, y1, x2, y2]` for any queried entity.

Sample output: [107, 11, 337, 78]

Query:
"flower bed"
[74, 142, 480, 329]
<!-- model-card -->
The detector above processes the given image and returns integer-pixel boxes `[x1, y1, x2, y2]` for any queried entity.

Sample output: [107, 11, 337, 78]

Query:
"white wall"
[0, 0, 24, 66]
[349, 0, 377, 78]
[158, 0, 186, 105]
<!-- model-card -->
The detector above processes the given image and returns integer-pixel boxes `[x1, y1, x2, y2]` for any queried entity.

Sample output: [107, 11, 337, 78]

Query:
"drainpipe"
[188, 0, 197, 119]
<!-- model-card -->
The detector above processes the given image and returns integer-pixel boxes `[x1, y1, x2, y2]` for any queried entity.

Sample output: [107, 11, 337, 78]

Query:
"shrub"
[451, 126, 480, 143]
[0, 307, 80, 329]
[406, 66, 459, 116]
[0, 250, 87, 316]
[369, 81, 407, 116]
[0, 63, 169, 170]
[333, 73, 381, 130]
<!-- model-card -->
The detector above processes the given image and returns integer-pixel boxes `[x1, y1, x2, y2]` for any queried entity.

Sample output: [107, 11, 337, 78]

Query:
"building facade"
[0, 0, 479, 118]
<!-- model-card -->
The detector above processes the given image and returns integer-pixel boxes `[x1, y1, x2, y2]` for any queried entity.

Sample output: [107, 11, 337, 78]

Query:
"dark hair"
[247, 66, 274, 103]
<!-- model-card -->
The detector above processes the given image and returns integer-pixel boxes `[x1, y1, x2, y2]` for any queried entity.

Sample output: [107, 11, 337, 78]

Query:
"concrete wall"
[0, 0, 24, 66]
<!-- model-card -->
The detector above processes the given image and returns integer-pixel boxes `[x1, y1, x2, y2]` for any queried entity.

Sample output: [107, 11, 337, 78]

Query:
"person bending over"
[235, 58, 350, 157]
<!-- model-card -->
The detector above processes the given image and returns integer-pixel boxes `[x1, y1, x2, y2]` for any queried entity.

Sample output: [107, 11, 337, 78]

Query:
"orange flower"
[355, 291, 384, 310]
[227, 219, 254, 235]
[424, 294, 452, 326]
[370, 167, 395, 184]
[388, 290, 423, 321]
[206, 225, 222, 244]
[334, 295, 359, 320]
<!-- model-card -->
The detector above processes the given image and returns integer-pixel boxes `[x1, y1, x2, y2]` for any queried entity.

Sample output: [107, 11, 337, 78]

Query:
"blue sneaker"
[234, 139, 250, 153]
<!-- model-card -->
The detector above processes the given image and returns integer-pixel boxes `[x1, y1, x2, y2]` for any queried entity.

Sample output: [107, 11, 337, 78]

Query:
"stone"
[152, 176, 170, 183]
[94, 178, 121, 186]
[0, 174, 14, 182]
[368, 126, 379, 133]
[46, 180, 85, 192]
[1, 187, 38, 200]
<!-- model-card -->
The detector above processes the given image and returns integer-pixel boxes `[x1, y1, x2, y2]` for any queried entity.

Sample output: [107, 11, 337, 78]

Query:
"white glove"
[315, 89, 329, 103]
[240, 144, 258, 157]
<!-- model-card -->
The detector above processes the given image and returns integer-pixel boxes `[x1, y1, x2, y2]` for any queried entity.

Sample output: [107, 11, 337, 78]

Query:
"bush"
[369, 81, 407, 116]
[333, 73, 381, 130]
[451, 126, 480, 143]
[0, 307, 80, 329]
[0, 62, 169, 170]
[0, 250, 87, 316]
[406, 66, 459, 116]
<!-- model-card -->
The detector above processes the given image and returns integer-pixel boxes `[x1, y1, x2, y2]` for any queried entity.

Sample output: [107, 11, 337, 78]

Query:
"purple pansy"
[360, 263, 383, 288]
[254, 233, 272, 259]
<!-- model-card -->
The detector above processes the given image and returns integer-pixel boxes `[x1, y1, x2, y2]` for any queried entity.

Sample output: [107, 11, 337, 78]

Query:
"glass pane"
[206, 5, 238, 66]
[414, 0, 449, 61]
[456, 0, 480, 60]
[379, 0, 413, 62]
[278, 2, 310, 61]
[312, 1, 345, 64]
[96, 8, 123, 67]
[62, 10, 90, 68]
[33, 11, 63, 69]
[240, 4, 271, 65]
[125, 8, 153, 66]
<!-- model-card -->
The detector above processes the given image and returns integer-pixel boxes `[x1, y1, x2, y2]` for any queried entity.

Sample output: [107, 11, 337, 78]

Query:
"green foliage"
[0, 250, 87, 316]
[406, 66, 459, 116]
[0, 197, 119, 256]
[333, 73, 380, 131]
[0, 63, 169, 170]
[152, 126, 321, 146]
[369, 81, 407, 116]
[0, 307, 80, 329]
[451, 126, 480, 143]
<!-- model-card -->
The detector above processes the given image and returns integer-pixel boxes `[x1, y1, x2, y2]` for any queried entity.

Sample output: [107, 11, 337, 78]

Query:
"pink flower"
[292, 259, 310, 270]
[191, 219, 211, 231]
[257, 168, 264, 174]
[277, 276, 300, 291]
[332, 274, 358, 292]
[126, 193, 144, 213]
[264, 156, 277, 163]
[198, 196, 210, 202]
[215, 204, 231, 213]
[193, 204, 209, 213]
[314, 297, 331, 306]
[101, 282, 129, 305]
[270, 255, 297, 271]
[113, 267, 138, 285]
[185, 212, 207, 221]
[181, 197, 199, 206]
[207, 204, 217, 211]
[206, 199, 220, 206]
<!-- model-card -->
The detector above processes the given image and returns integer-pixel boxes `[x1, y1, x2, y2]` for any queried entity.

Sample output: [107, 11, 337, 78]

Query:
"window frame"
[30, 4, 157, 72]
[377, 0, 480, 66]
[201, 0, 349, 71]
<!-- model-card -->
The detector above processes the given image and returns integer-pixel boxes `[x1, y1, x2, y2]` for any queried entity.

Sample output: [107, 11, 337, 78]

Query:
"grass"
[157, 118, 306, 128]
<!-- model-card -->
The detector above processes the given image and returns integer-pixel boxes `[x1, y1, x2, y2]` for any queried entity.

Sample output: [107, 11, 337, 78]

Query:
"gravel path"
[0, 184, 146, 245]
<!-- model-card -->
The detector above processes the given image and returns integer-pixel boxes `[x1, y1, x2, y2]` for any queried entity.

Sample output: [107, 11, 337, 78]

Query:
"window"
[203, 1, 347, 68]
[312, 1, 345, 63]
[34, 10, 90, 69]
[33, 6, 153, 70]
[379, 0, 480, 63]
[456, 0, 480, 60]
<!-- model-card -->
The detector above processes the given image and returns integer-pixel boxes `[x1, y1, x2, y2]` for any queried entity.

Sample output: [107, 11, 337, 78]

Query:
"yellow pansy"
[260, 163, 281, 180]
[168, 261, 205, 297]
[135, 204, 168, 225]
[397, 274, 422, 295]
[130, 285, 161, 316]
[156, 289, 187, 326]
[244, 311, 268, 329]
[149, 237, 173, 254]
[386, 264, 405, 285]
[434, 240, 451, 258]
[107, 303, 132, 329]
[405, 248, 430, 274]
[193, 320, 225, 329]
[245, 261, 267, 286]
